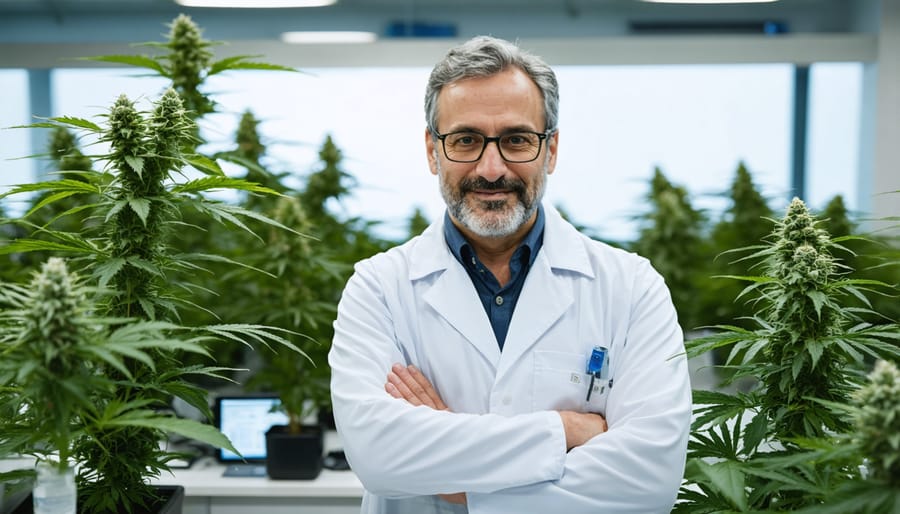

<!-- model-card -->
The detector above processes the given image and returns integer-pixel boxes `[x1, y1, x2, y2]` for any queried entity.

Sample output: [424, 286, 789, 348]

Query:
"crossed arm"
[384, 363, 609, 505]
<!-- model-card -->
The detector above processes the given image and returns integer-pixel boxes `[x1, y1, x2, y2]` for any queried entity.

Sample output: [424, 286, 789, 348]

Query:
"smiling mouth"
[473, 190, 510, 197]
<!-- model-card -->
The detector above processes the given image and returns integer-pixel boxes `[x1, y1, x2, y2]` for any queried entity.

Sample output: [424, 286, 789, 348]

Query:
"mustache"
[459, 176, 526, 196]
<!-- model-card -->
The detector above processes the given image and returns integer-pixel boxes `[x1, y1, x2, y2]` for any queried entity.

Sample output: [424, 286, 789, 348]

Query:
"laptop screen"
[214, 395, 290, 462]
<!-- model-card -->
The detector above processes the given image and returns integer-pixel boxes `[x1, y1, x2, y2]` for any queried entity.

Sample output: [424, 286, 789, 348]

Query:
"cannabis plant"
[702, 162, 773, 330]
[0, 258, 236, 506]
[819, 194, 900, 324]
[235, 135, 390, 430]
[763, 359, 900, 514]
[677, 198, 900, 512]
[855, 359, 900, 484]
[0, 88, 301, 513]
[87, 14, 293, 125]
[406, 207, 431, 239]
[632, 167, 707, 331]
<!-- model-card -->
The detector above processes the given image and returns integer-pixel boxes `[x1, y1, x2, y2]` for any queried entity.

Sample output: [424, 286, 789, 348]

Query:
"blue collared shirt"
[443, 206, 545, 350]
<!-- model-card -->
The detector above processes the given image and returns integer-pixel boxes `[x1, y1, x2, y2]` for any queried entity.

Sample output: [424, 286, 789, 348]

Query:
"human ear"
[425, 128, 439, 176]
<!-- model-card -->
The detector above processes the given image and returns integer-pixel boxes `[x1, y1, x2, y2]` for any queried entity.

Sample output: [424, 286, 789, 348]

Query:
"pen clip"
[585, 346, 608, 402]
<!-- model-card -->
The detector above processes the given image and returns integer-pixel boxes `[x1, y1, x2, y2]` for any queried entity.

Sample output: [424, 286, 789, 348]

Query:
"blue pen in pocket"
[585, 346, 608, 402]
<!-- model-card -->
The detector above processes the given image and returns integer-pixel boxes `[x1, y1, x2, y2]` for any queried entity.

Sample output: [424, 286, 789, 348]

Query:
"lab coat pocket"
[532, 350, 609, 413]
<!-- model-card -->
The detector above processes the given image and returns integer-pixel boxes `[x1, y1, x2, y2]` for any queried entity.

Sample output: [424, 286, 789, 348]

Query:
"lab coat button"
[502, 395, 512, 405]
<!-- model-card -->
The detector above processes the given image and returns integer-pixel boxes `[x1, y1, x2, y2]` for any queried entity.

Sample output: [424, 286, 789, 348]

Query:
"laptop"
[214, 394, 290, 477]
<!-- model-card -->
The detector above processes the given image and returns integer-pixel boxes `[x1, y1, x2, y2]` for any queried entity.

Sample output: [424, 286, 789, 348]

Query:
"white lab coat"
[329, 204, 692, 514]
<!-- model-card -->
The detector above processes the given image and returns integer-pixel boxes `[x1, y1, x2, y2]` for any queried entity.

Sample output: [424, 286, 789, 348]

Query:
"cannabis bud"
[105, 94, 149, 179]
[49, 127, 92, 172]
[150, 87, 195, 156]
[772, 197, 832, 278]
[166, 14, 214, 117]
[854, 359, 900, 485]
[25, 258, 83, 364]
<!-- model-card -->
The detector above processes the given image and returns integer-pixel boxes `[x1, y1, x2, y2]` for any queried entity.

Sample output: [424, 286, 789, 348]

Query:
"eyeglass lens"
[442, 132, 543, 163]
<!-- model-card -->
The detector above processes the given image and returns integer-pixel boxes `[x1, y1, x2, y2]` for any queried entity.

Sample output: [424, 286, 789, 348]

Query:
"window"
[10, 62, 861, 241]
[0, 70, 31, 214]
[806, 62, 862, 213]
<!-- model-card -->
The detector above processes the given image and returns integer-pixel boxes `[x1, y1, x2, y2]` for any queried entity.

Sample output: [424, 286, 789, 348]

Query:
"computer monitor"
[213, 395, 289, 463]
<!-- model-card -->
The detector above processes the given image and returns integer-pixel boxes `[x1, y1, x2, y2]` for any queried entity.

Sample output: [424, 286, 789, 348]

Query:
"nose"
[474, 139, 507, 182]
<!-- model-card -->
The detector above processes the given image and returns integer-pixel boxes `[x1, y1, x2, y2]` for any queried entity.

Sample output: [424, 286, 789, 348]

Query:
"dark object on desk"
[323, 450, 351, 471]
[265, 424, 324, 480]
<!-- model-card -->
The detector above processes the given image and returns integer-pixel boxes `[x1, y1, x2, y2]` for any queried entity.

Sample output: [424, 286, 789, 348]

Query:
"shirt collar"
[443, 205, 545, 268]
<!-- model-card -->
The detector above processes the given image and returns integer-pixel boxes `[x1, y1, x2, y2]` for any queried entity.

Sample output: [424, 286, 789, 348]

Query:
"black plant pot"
[265, 424, 324, 480]
[317, 408, 337, 430]
[5, 485, 184, 514]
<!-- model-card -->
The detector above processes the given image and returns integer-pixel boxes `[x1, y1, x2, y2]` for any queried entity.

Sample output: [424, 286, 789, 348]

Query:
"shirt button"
[495, 295, 504, 306]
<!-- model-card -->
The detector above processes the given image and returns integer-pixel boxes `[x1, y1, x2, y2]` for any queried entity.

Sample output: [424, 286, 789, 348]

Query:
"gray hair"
[425, 36, 559, 134]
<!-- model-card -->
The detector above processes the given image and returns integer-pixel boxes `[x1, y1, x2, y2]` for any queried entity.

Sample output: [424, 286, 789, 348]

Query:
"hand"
[558, 411, 608, 451]
[386, 365, 464, 503]
[438, 492, 467, 504]
[385, 363, 449, 411]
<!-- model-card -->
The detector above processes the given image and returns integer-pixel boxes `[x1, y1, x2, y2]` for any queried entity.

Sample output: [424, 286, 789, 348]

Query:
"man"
[329, 35, 691, 514]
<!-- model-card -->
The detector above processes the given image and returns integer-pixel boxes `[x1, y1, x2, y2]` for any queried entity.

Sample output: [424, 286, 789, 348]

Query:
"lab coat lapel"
[412, 218, 502, 368]
[497, 251, 572, 377]
[497, 205, 593, 379]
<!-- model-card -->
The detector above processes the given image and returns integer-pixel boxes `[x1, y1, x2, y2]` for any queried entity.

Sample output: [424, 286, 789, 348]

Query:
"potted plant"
[234, 138, 349, 480]
[218, 134, 391, 479]
[243, 193, 331, 481]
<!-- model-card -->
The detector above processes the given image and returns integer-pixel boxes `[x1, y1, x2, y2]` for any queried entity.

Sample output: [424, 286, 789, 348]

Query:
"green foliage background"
[0, 13, 897, 513]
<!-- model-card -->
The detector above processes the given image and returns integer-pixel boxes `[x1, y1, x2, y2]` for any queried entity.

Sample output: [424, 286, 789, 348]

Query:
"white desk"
[154, 459, 364, 514]
[152, 430, 364, 514]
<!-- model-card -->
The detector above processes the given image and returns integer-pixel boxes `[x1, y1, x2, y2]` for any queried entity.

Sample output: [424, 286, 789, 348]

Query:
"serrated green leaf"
[94, 257, 127, 288]
[24, 191, 82, 218]
[172, 176, 279, 196]
[97, 342, 155, 370]
[105, 412, 238, 455]
[48, 115, 103, 132]
[792, 352, 807, 380]
[82, 346, 133, 379]
[128, 197, 151, 226]
[124, 155, 144, 177]
[807, 339, 824, 368]
[0, 179, 97, 199]
[137, 296, 156, 320]
[696, 460, 748, 511]
[176, 252, 276, 279]
[807, 290, 828, 318]
[105, 199, 128, 222]
[214, 152, 276, 177]
[742, 411, 768, 454]
[125, 256, 163, 277]
[712, 274, 775, 284]
[0, 238, 94, 255]
[79, 54, 167, 74]
[183, 155, 224, 176]
[208, 55, 297, 76]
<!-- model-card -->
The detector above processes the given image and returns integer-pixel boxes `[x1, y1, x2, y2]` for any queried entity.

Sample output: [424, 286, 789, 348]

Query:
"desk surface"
[153, 458, 364, 498]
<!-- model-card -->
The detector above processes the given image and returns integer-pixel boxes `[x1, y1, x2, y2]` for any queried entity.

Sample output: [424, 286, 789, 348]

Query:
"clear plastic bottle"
[33, 463, 76, 514]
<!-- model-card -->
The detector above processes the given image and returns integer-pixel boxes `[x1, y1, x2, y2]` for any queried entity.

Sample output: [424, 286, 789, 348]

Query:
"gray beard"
[436, 156, 547, 238]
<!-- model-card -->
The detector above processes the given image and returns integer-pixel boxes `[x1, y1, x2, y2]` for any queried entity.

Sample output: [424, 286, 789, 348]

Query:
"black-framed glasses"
[432, 130, 550, 163]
